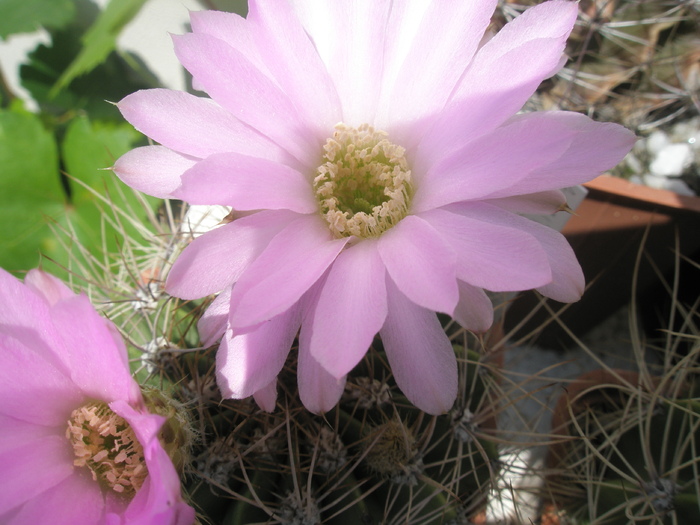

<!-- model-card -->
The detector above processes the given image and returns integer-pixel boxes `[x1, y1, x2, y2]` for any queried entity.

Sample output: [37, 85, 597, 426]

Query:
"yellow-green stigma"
[66, 401, 147, 497]
[314, 123, 413, 238]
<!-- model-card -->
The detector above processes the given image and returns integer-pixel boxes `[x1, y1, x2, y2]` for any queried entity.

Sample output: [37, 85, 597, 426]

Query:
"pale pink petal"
[298, 318, 347, 415]
[24, 269, 75, 305]
[5, 469, 104, 525]
[419, 207, 551, 291]
[0, 435, 74, 514]
[216, 305, 301, 400]
[416, 0, 578, 171]
[453, 281, 494, 333]
[252, 380, 278, 412]
[291, 0, 391, 126]
[0, 415, 56, 455]
[118, 89, 292, 163]
[48, 295, 135, 403]
[172, 32, 320, 168]
[247, 1, 341, 135]
[309, 240, 387, 379]
[25, 272, 135, 395]
[229, 215, 349, 329]
[166, 210, 294, 300]
[457, 205, 585, 303]
[0, 333, 83, 426]
[0, 269, 71, 374]
[197, 288, 232, 347]
[485, 113, 637, 198]
[412, 112, 577, 212]
[190, 10, 271, 77]
[173, 153, 317, 213]
[534, 235, 584, 303]
[379, 0, 498, 147]
[484, 190, 567, 215]
[374, 2, 432, 114]
[377, 215, 458, 314]
[113, 146, 197, 199]
[380, 281, 457, 415]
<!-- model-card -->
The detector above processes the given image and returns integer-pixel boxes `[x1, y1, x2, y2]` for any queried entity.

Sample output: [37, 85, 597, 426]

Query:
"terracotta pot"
[506, 175, 700, 347]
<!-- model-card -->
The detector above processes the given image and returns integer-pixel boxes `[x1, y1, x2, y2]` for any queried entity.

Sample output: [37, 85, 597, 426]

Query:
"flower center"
[66, 402, 147, 497]
[314, 123, 413, 238]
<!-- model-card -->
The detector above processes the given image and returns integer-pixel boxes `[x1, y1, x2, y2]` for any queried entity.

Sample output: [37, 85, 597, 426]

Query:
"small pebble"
[649, 143, 693, 177]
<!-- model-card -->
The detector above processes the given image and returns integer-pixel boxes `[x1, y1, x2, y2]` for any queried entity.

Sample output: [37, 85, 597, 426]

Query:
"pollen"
[314, 123, 413, 238]
[66, 401, 147, 497]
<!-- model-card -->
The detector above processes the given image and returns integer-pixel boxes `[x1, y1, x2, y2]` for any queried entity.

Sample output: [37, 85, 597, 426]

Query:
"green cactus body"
[178, 344, 500, 524]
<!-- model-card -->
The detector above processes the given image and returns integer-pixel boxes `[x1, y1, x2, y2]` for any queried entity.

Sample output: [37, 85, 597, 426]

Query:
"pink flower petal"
[0, 333, 83, 426]
[534, 236, 584, 303]
[377, 215, 458, 314]
[291, 0, 391, 126]
[378, 0, 497, 147]
[113, 146, 197, 199]
[197, 287, 232, 347]
[456, 204, 585, 302]
[172, 32, 321, 168]
[0, 269, 70, 375]
[416, 0, 578, 171]
[216, 305, 301, 400]
[486, 112, 637, 198]
[4, 468, 104, 525]
[412, 112, 577, 212]
[419, 206, 551, 291]
[298, 319, 347, 415]
[484, 190, 567, 215]
[0, 415, 56, 455]
[166, 210, 294, 300]
[24, 269, 75, 305]
[309, 240, 387, 379]
[247, 1, 341, 136]
[48, 295, 136, 403]
[253, 380, 278, 412]
[190, 10, 271, 77]
[453, 281, 494, 333]
[380, 281, 457, 415]
[118, 89, 293, 164]
[229, 215, 349, 329]
[0, 435, 74, 514]
[173, 153, 317, 213]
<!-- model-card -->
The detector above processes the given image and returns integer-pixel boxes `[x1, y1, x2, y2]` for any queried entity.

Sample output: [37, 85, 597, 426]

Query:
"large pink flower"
[0, 269, 195, 525]
[113, 1, 635, 415]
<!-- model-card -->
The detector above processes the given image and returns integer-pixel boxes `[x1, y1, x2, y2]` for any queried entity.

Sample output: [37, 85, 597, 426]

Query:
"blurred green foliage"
[0, 0, 75, 39]
[0, 0, 159, 276]
[0, 0, 251, 277]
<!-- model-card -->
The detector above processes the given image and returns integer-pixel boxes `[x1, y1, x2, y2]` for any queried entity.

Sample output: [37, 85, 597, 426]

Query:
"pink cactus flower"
[0, 269, 195, 525]
[114, 1, 635, 415]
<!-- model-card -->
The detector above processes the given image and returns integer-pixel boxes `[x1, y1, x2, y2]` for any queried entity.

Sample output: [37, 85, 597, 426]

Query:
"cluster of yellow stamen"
[314, 123, 413, 238]
[66, 402, 147, 497]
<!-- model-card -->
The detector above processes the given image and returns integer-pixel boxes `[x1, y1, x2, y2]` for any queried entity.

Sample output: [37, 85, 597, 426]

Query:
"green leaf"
[0, 105, 158, 277]
[51, 0, 149, 96]
[0, 103, 65, 273]
[0, 0, 75, 39]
